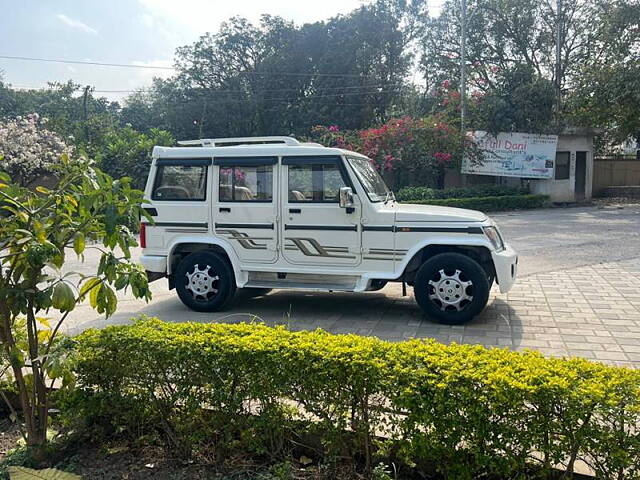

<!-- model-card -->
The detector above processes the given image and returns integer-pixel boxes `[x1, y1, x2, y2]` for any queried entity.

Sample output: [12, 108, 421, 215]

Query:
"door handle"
[219, 207, 231, 213]
[289, 208, 301, 214]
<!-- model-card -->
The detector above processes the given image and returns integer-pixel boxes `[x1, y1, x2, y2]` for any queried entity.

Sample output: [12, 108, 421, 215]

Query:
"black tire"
[174, 251, 236, 312]
[241, 288, 272, 298]
[414, 252, 490, 325]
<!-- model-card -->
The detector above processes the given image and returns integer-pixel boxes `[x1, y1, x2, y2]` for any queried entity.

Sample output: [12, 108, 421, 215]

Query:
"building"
[448, 128, 601, 202]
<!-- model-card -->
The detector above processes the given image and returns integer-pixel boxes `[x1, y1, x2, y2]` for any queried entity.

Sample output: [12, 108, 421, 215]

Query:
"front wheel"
[175, 251, 236, 312]
[414, 253, 490, 325]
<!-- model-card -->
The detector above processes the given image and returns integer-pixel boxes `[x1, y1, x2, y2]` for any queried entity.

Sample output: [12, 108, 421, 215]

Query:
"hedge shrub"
[396, 184, 530, 201]
[402, 194, 549, 211]
[68, 318, 640, 479]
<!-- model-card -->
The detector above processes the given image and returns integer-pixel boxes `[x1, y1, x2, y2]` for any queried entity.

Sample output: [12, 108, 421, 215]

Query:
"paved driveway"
[63, 204, 640, 367]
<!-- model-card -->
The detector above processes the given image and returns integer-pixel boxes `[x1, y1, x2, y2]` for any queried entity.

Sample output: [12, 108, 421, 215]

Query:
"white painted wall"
[527, 134, 594, 202]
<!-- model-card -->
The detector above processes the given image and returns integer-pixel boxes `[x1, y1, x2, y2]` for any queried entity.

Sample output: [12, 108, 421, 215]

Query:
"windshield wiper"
[383, 191, 395, 205]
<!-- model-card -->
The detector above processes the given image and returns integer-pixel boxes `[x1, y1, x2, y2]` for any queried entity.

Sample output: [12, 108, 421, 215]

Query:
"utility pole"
[460, 0, 468, 186]
[460, 0, 467, 134]
[555, 0, 562, 115]
[82, 85, 90, 141]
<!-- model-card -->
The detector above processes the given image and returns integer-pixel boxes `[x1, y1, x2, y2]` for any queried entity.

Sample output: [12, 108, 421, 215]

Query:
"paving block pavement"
[65, 258, 640, 368]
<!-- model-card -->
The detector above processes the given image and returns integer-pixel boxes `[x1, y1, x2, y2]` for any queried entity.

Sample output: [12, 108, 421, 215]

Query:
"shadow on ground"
[67, 286, 525, 350]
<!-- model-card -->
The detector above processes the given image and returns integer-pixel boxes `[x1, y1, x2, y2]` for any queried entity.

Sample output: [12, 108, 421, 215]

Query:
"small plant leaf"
[8, 466, 81, 480]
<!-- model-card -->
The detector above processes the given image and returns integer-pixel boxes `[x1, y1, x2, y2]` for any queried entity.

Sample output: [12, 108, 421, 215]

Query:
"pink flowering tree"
[311, 115, 481, 189]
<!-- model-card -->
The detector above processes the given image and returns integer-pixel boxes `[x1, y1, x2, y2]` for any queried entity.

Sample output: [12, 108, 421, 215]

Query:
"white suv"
[140, 136, 517, 324]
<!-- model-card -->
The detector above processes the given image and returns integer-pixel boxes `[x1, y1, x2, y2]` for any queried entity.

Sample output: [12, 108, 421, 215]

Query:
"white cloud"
[137, 0, 367, 45]
[56, 14, 98, 35]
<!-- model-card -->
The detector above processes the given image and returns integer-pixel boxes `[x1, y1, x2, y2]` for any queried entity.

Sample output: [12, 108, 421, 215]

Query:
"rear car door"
[213, 156, 278, 264]
[281, 155, 361, 267]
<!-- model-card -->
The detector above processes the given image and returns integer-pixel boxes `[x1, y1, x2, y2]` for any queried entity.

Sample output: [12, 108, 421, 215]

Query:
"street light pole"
[555, 0, 562, 114]
[460, 0, 468, 186]
[460, 0, 467, 134]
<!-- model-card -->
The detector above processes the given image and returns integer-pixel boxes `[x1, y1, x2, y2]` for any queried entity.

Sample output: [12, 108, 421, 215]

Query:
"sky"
[0, 0, 398, 101]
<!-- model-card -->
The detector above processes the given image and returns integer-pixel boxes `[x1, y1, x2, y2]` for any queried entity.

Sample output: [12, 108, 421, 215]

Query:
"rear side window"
[152, 165, 207, 201]
[219, 165, 273, 202]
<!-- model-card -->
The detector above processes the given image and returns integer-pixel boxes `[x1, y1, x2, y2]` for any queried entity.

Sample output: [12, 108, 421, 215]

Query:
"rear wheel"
[175, 252, 236, 312]
[414, 252, 490, 325]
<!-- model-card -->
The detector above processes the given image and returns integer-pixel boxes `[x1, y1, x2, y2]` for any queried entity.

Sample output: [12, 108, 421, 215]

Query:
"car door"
[144, 158, 211, 250]
[281, 155, 361, 267]
[213, 156, 279, 264]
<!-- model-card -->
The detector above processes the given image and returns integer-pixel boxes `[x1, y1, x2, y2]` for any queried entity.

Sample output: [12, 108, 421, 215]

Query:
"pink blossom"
[328, 125, 340, 133]
[434, 152, 453, 164]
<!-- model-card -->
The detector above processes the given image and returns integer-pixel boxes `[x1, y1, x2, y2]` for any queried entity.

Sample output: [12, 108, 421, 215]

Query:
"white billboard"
[462, 131, 558, 179]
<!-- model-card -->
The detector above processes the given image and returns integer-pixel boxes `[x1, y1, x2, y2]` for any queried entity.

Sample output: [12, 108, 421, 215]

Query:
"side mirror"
[339, 187, 354, 209]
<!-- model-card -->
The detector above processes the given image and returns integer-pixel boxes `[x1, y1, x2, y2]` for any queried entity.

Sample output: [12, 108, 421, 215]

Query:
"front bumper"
[491, 244, 518, 293]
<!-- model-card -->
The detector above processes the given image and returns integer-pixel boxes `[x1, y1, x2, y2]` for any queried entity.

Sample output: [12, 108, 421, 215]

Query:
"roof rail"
[177, 136, 301, 147]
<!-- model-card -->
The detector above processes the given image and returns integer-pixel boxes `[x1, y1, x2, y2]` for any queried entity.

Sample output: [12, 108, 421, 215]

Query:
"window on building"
[555, 152, 570, 180]
[219, 165, 273, 202]
[152, 165, 207, 201]
[288, 163, 348, 202]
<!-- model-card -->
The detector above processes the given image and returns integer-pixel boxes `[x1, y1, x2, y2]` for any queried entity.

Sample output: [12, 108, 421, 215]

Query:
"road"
[496, 203, 640, 276]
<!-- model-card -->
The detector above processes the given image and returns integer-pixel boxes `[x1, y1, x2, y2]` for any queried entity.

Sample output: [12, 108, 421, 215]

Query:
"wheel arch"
[166, 237, 245, 286]
[399, 240, 495, 285]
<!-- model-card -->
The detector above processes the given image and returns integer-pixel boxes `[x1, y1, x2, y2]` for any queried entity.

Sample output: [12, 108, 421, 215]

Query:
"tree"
[0, 154, 152, 461]
[0, 113, 72, 187]
[474, 65, 555, 135]
[125, 1, 428, 140]
[95, 126, 175, 189]
[311, 115, 481, 188]
[419, 0, 640, 139]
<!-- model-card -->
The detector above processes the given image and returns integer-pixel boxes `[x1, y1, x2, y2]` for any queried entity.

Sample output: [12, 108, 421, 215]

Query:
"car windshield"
[347, 156, 393, 203]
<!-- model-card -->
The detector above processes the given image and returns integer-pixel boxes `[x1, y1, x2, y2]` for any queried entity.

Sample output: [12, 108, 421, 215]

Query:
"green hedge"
[396, 184, 530, 201]
[67, 318, 640, 479]
[403, 194, 549, 211]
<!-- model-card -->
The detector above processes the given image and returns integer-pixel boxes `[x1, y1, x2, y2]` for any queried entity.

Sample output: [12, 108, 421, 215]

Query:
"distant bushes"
[395, 185, 547, 211]
[67, 318, 640, 479]
[396, 184, 530, 201]
[405, 194, 549, 211]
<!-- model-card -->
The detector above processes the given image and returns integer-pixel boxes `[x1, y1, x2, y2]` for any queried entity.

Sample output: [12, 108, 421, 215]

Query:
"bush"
[396, 184, 530, 201]
[67, 318, 640, 479]
[402, 194, 549, 211]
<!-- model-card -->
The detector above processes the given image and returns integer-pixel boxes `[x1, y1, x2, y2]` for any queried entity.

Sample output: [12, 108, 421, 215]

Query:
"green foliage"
[95, 126, 174, 189]
[0, 156, 152, 459]
[68, 318, 640, 479]
[474, 65, 556, 136]
[396, 184, 529, 201]
[403, 194, 549, 211]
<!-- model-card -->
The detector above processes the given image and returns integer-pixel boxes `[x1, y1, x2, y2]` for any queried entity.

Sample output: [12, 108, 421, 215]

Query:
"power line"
[9, 82, 406, 95]
[0, 55, 174, 70]
[0, 54, 402, 79]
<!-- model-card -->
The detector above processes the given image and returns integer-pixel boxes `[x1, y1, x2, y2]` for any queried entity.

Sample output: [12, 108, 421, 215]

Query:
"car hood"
[394, 203, 488, 223]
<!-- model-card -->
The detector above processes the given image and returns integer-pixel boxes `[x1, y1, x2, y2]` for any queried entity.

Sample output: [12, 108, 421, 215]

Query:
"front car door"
[281, 155, 361, 267]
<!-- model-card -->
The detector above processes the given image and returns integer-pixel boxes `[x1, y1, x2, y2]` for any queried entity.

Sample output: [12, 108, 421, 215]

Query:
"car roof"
[152, 144, 369, 160]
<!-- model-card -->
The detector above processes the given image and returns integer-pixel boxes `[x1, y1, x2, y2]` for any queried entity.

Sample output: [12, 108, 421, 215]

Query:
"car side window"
[152, 165, 207, 201]
[288, 163, 347, 203]
[219, 165, 273, 202]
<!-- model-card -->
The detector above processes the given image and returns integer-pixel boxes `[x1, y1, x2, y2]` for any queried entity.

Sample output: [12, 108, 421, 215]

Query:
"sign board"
[462, 131, 558, 179]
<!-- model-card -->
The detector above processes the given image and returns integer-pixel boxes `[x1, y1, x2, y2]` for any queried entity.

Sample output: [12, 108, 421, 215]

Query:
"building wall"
[529, 134, 594, 202]
[593, 158, 640, 195]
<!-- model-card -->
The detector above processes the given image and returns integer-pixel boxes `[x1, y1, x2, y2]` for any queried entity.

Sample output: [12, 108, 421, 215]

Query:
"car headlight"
[483, 226, 505, 252]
